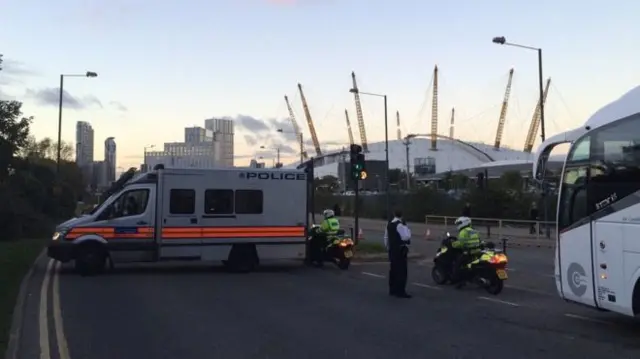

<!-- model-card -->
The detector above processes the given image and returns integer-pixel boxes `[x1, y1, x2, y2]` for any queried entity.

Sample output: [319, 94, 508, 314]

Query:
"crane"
[351, 71, 369, 152]
[523, 78, 551, 153]
[396, 111, 402, 140]
[430, 65, 439, 151]
[344, 109, 355, 145]
[284, 95, 308, 160]
[297, 83, 322, 156]
[494, 68, 515, 149]
[449, 108, 455, 139]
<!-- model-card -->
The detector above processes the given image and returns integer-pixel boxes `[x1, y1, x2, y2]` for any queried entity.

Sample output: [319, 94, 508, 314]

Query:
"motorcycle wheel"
[484, 272, 504, 295]
[431, 265, 449, 285]
[337, 258, 350, 270]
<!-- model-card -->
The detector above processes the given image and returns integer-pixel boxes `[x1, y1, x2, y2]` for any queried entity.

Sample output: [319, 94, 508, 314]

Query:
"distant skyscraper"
[184, 126, 207, 144]
[75, 121, 94, 167]
[205, 118, 234, 167]
[104, 137, 116, 184]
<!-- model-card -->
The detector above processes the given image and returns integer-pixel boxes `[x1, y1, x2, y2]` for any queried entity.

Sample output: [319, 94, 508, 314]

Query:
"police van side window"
[588, 115, 640, 211]
[235, 190, 263, 214]
[169, 189, 195, 214]
[558, 137, 590, 231]
[204, 189, 234, 214]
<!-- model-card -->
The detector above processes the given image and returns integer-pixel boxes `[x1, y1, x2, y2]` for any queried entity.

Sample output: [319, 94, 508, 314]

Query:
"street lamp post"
[277, 128, 304, 165]
[349, 88, 390, 219]
[492, 36, 550, 238]
[492, 37, 545, 143]
[57, 71, 98, 174]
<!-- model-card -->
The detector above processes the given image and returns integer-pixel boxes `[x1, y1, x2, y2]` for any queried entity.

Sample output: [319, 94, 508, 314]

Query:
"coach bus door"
[557, 137, 597, 308]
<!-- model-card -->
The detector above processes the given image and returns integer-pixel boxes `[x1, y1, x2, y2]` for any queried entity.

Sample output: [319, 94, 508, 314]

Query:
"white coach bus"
[533, 85, 640, 317]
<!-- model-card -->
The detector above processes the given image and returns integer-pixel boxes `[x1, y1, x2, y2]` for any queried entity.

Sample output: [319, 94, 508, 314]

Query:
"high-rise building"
[75, 121, 94, 166]
[205, 118, 234, 167]
[184, 126, 208, 144]
[91, 161, 107, 190]
[104, 137, 116, 184]
[75, 121, 94, 183]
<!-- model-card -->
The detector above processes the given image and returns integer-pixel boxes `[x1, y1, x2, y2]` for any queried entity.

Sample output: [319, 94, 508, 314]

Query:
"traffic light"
[349, 144, 366, 181]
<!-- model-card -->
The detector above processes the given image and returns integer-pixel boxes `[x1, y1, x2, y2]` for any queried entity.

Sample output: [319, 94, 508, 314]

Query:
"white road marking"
[52, 262, 70, 359]
[563, 313, 611, 324]
[477, 296, 520, 307]
[39, 259, 54, 359]
[352, 262, 388, 266]
[411, 282, 442, 290]
[504, 284, 554, 297]
[361, 272, 385, 278]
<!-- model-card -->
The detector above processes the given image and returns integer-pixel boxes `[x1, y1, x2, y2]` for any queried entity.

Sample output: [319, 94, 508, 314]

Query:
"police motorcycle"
[431, 232, 508, 295]
[308, 225, 355, 270]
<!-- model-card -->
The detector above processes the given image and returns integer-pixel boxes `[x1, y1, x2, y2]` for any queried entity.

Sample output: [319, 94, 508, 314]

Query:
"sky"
[1, 0, 639, 169]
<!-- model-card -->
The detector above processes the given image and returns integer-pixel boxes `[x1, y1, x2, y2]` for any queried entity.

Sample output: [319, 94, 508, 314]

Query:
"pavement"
[12, 250, 640, 359]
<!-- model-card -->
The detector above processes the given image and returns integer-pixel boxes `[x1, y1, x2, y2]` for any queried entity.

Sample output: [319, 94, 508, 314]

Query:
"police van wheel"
[226, 244, 259, 273]
[74, 243, 107, 276]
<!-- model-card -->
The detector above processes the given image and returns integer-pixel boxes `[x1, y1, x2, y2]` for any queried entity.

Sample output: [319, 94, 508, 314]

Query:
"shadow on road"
[58, 261, 314, 276]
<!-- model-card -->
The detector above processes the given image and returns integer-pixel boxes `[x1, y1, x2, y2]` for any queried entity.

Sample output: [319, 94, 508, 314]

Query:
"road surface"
[14, 251, 640, 359]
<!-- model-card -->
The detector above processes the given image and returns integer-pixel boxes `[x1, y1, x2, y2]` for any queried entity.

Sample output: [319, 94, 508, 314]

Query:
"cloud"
[26, 87, 102, 110]
[279, 144, 296, 154]
[265, 0, 297, 4]
[109, 101, 128, 112]
[234, 115, 270, 132]
[244, 134, 258, 146]
[230, 114, 349, 159]
[0, 58, 38, 85]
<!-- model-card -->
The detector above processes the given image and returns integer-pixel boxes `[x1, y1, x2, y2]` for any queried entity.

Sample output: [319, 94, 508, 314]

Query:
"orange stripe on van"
[161, 226, 305, 239]
[65, 227, 155, 240]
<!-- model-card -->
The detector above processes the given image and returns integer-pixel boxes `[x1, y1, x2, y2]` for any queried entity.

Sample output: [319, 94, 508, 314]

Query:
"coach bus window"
[235, 190, 263, 214]
[589, 115, 640, 210]
[558, 137, 590, 231]
[204, 189, 234, 214]
[169, 189, 196, 214]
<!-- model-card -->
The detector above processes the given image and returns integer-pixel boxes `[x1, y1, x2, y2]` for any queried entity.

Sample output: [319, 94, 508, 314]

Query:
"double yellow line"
[39, 259, 70, 359]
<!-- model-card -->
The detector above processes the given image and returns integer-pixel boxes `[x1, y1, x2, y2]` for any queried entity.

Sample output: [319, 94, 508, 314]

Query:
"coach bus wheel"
[75, 242, 107, 276]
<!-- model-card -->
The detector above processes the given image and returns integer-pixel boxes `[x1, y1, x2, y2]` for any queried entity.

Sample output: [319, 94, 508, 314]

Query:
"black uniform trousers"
[388, 246, 409, 295]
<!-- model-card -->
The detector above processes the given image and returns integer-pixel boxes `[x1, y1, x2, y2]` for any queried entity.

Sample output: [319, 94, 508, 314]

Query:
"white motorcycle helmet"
[455, 216, 472, 231]
[323, 209, 335, 219]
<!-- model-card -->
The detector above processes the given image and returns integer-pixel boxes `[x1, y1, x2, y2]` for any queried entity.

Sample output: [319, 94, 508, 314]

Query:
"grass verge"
[0, 238, 46, 355]
[355, 241, 387, 254]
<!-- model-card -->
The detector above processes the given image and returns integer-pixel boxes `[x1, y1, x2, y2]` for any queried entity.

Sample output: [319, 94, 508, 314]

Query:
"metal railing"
[425, 215, 556, 242]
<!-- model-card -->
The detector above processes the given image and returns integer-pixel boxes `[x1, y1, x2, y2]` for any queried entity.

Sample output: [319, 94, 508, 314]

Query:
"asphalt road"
[14, 252, 640, 359]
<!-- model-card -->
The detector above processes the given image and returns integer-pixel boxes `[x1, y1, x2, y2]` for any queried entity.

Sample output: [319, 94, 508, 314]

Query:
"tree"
[388, 169, 402, 184]
[0, 97, 87, 240]
[315, 175, 339, 190]
[0, 101, 32, 179]
[499, 171, 524, 191]
[21, 136, 74, 161]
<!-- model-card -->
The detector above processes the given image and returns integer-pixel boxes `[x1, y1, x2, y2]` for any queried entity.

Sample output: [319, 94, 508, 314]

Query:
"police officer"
[312, 209, 340, 266]
[450, 216, 481, 287]
[384, 210, 412, 298]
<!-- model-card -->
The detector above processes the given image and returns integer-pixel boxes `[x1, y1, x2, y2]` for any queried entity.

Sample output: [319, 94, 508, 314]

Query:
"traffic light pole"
[354, 177, 360, 245]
